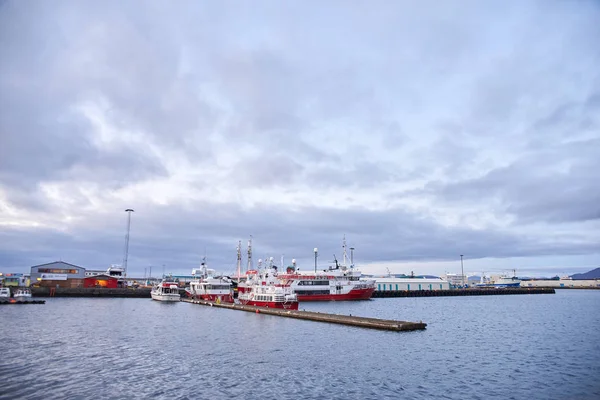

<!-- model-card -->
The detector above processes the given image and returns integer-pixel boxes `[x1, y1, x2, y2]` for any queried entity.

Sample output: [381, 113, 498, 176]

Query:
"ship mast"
[236, 240, 242, 279]
[342, 235, 348, 270]
[247, 236, 253, 272]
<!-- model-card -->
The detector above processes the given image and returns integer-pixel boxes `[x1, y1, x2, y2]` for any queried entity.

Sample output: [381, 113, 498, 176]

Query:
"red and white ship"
[237, 261, 299, 310]
[188, 259, 234, 304]
[276, 237, 376, 301]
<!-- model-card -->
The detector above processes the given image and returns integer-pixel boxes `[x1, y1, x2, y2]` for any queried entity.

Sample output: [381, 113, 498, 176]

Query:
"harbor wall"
[31, 287, 154, 297]
[372, 287, 555, 298]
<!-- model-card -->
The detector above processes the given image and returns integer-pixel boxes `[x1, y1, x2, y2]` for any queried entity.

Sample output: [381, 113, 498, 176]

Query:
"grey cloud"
[431, 139, 600, 224]
[2, 201, 598, 276]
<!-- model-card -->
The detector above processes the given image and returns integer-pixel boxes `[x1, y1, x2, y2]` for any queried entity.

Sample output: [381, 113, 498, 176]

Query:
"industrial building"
[30, 261, 86, 288]
[373, 276, 450, 291]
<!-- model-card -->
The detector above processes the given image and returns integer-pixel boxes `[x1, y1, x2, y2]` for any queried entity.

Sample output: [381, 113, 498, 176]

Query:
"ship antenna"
[236, 240, 242, 279]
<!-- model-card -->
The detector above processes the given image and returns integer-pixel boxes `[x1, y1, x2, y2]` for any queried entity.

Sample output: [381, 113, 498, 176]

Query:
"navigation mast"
[247, 236, 253, 272]
[236, 240, 242, 279]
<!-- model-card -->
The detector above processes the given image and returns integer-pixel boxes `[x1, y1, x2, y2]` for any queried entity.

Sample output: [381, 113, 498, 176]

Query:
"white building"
[521, 279, 600, 288]
[442, 273, 467, 288]
[373, 276, 450, 291]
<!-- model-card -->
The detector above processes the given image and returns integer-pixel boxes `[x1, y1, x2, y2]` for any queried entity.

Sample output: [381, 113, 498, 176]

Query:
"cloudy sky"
[1, 0, 599, 278]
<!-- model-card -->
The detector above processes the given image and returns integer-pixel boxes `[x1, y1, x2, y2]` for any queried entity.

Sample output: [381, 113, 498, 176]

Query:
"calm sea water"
[1, 290, 599, 399]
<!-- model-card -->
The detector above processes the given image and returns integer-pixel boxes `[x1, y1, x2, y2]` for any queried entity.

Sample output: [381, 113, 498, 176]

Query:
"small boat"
[151, 279, 181, 302]
[237, 261, 299, 310]
[13, 288, 32, 302]
[0, 287, 10, 299]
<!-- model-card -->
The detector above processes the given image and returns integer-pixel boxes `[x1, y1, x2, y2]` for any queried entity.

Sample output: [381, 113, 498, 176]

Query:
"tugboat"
[237, 258, 299, 310]
[188, 259, 234, 303]
[151, 276, 181, 302]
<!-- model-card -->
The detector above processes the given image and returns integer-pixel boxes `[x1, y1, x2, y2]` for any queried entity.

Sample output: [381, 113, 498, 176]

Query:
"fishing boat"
[237, 261, 299, 310]
[13, 288, 32, 302]
[188, 259, 234, 304]
[151, 278, 181, 302]
[275, 237, 376, 301]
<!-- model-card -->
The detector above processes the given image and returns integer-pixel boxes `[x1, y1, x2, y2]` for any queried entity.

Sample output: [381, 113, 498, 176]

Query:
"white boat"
[0, 287, 10, 299]
[275, 237, 376, 301]
[237, 264, 299, 310]
[188, 260, 234, 304]
[13, 288, 32, 302]
[151, 279, 181, 302]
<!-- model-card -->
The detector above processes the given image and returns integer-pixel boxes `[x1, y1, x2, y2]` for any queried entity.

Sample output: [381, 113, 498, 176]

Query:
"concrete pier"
[181, 298, 426, 332]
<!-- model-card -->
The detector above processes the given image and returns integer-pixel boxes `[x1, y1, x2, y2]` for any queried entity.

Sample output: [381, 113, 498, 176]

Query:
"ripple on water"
[1, 292, 599, 399]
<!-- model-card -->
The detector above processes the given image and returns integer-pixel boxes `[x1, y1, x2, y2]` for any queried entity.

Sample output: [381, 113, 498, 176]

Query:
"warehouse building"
[372, 276, 451, 291]
[30, 261, 86, 288]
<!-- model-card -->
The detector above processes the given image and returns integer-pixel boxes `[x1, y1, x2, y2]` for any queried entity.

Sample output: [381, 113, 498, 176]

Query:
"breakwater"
[182, 298, 426, 331]
[372, 287, 555, 298]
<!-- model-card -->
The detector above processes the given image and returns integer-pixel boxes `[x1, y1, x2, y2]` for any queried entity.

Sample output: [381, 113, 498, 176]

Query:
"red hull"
[240, 300, 299, 310]
[195, 294, 234, 303]
[297, 287, 375, 301]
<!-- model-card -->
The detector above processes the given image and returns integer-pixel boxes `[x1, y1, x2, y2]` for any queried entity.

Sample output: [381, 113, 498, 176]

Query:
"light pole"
[123, 209, 134, 278]
[460, 254, 465, 288]
[350, 247, 355, 266]
[314, 248, 318, 273]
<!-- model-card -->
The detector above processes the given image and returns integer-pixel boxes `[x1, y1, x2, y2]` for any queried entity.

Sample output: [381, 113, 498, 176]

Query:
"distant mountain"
[570, 268, 600, 280]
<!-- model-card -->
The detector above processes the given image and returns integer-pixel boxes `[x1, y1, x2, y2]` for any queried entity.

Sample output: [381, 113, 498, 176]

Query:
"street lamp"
[460, 255, 465, 288]
[313, 248, 318, 273]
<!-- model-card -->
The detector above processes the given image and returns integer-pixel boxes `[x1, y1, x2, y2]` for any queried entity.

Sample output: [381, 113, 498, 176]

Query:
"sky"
[1, 0, 599, 279]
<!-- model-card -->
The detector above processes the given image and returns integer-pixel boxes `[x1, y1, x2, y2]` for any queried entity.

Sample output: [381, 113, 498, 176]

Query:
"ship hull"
[195, 293, 234, 303]
[296, 287, 375, 301]
[151, 293, 180, 302]
[239, 299, 299, 310]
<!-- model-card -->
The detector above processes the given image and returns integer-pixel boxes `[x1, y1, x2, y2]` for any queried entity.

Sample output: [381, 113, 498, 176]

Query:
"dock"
[0, 300, 46, 305]
[181, 298, 426, 332]
[372, 287, 555, 298]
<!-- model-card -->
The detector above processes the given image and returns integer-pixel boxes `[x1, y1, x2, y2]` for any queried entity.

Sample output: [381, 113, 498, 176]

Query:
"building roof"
[30, 261, 84, 270]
